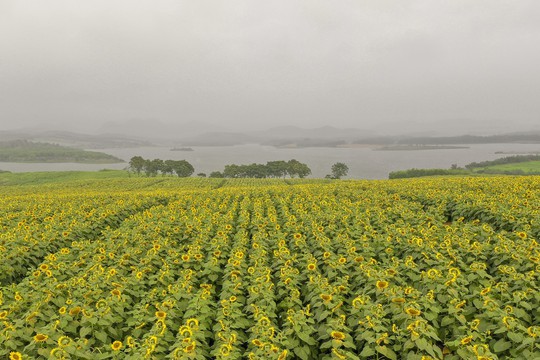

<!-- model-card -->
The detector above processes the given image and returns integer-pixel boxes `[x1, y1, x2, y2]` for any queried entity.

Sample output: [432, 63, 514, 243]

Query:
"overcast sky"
[1, 0, 539, 135]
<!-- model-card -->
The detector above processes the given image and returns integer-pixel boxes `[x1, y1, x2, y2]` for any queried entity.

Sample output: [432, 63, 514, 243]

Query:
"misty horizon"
[1, 1, 540, 137]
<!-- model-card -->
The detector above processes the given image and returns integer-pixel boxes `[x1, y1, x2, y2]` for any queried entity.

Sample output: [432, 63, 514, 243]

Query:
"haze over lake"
[1, 143, 539, 179]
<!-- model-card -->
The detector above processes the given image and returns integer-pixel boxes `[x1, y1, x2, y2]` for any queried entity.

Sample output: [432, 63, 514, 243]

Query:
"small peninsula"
[0, 140, 124, 163]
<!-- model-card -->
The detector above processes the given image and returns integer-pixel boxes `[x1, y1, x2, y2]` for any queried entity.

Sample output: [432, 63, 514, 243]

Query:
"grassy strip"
[0, 170, 130, 186]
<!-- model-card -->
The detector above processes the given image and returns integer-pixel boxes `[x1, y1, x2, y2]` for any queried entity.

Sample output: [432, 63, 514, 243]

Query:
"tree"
[129, 156, 145, 175]
[209, 171, 224, 178]
[223, 164, 241, 178]
[170, 160, 194, 177]
[330, 162, 349, 179]
[143, 159, 162, 177]
[162, 160, 175, 176]
[287, 159, 311, 178]
[266, 160, 288, 178]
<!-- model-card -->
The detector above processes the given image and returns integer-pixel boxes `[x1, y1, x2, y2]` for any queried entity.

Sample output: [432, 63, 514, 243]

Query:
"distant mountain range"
[1, 124, 540, 149]
[0, 130, 152, 149]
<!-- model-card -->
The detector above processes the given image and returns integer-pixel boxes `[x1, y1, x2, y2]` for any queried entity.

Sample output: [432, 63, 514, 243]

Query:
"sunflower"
[179, 326, 192, 337]
[405, 308, 421, 316]
[58, 307, 66, 315]
[460, 335, 473, 345]
[9, 352, 22, 360]
[111, 340, 123, 351]
[338, 257, 347, 264]
[156, 311, 167, 320]
[391, 297, 406, 304]
[517, 232, 527, 239]
[0, 311, 8, 319]
[186, 318, 199, 329]
[252, 339, 264, 347]
[69, 306, 81, 316]
[57, 336, 72, 347]
[277, 350, 288, 360]
[376, 281, 389, 290]
[307, 263, 316, 271]
[330, 331, 346, 340]
[480, 287, 491, 296]
[220, 344, 232, 356]
[126, 336, 136, 348]
[34, 333, 48, 342]
[320, 294, 333, 302]
[293, 233, 302, 239]
[182, 341, 196, 353]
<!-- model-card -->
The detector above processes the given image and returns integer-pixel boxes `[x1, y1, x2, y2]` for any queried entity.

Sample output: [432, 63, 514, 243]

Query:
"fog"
[1, 0, 540, 136]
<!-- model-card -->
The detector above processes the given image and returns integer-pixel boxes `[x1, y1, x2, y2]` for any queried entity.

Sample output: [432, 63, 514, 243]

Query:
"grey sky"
[1, 0, 539, 135]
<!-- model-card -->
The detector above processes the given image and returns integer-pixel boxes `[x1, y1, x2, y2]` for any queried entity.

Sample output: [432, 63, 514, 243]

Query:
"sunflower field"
[0, 176, 539, 359]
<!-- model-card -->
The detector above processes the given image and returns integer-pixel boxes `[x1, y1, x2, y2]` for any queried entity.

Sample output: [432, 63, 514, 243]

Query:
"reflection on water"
[1, 143, 539, 179]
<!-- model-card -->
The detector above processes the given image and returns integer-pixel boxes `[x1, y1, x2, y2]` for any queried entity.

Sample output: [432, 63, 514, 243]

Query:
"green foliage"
[465, 155, 540, 169]
[389, 168, 469, 179]
[0, 140, 124, 163]
[129, 157, 194, 177]
[221, 160, 311, 179]
[329, 162, 349, 179]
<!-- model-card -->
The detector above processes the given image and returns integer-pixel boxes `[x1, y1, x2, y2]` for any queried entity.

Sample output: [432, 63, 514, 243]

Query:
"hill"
[0, 140, 125, 163]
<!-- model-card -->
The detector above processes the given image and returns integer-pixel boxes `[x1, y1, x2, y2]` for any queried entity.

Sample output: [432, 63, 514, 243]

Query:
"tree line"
[128, 156, 194, 177]
[216, 159, 311, 178]
[128, 156, 350, 179]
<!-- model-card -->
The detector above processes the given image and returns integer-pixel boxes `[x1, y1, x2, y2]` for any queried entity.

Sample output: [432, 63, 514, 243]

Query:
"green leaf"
[293, 345, 310, 360]
[95, 331, 108, 344]
[493, 339, 513, 353]
[376, 345, 397, 360]
[359, 346, 376, 358]
[80, 327, 92, 338]
[507, 332, 524, 343]
[297, 331, 316, 345]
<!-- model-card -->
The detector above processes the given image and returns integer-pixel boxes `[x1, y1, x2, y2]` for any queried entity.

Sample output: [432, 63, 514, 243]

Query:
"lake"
[1, 143, 539, 179]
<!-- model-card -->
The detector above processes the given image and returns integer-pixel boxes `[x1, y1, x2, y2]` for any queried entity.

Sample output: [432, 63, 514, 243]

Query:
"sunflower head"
[460, 335, 473, 345]
[252, 339, 264, 347]
[155, 311, 167, 319]
[111, 340, 123, 351]
[34, 333, 48, 342]
[405, 308, 421, 316]
[330, 331, 346, 340]
[320, 293, 333, 302]
[9, 352, 22, 360]
[57, 336, 72, 347]
[186, 318, 199, 329]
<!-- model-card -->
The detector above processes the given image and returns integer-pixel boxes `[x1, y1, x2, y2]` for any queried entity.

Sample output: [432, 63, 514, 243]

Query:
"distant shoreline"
[374, 145, 470, 151]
